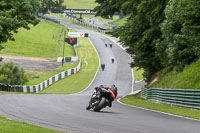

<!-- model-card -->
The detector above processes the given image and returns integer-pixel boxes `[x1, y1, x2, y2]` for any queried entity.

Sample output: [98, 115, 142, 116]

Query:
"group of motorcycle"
[86, 42, 117, 112]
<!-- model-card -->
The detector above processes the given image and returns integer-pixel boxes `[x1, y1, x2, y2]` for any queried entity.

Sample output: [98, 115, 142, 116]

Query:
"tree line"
[94, 0, 200, 82]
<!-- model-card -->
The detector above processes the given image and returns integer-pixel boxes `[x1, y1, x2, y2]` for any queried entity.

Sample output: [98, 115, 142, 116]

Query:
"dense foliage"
[0, 62, 28, 85]
[157, 0, 200, 70]
[29, 0, 41, 15]
[40, 0, 66, 13]
[94, 0, 200, 82]
[0, 0, 39, 47]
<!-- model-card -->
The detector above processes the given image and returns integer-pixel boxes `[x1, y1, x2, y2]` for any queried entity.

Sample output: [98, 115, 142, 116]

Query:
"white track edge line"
[117, 92, 200, 122]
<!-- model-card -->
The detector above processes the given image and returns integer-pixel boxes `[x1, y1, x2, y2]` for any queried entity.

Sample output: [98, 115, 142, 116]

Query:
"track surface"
[0, 18, 200, 133]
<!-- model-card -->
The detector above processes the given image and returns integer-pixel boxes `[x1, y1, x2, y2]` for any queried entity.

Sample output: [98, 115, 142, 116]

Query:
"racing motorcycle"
[86, 85, 117, 112]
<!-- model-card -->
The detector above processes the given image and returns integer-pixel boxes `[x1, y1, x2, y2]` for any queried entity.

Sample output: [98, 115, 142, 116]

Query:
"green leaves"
[0, 0, 39, 46]
[39, 0, 65, 14]
[95, 0, 200, 82]
[159, 0, 200, 70]
[0, 62, 28, 85]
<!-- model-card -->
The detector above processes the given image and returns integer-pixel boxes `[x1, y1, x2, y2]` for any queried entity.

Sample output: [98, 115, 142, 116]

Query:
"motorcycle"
[86, 85, 117, 112]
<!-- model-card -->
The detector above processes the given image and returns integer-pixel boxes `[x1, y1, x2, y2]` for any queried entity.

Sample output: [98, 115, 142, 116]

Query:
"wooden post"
[62, 29, 66, 66]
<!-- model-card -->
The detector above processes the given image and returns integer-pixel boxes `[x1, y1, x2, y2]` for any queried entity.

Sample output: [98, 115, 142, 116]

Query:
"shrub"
[0, 62, 28, 85]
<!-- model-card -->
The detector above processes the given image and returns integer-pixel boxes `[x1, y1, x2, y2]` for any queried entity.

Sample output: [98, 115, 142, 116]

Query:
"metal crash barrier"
[141, 88, 200, 109]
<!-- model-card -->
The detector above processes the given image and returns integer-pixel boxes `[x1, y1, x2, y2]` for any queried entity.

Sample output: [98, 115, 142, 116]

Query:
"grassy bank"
[120, 95, 200, 120]
[121, 59, 200, 120]
[133, 67, 144, 81]
[1, 20, 74, 59]
[64, 0, 98, 9]
[39, 37, 99, 94]
[149, 59, 200, 89]
[0, 115, 60, 133]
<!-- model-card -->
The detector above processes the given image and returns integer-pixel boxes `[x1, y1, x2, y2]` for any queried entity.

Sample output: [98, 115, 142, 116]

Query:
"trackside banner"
[65, 38, 77, 46]
[64, 9, 96, 15]
[68, 32, 88, 37]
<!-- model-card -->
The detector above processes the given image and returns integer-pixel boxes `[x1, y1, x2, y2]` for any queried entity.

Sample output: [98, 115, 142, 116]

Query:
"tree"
[29, 0, 41, 15]
[0, 0, 39, 46]
[39, 0, 66, 14]
[95, 0, 200, 81]
[158, 0, 200, 70]
[0, 62, 28, 85]
[95, 0, 168, 81]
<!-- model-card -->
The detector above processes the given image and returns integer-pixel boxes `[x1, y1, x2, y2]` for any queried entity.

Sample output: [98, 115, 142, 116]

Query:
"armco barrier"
[38, 15, 60, 24]
[0, 59, 81, 93]
[141, 88, 200, 109]
[72, 18, 108, 34]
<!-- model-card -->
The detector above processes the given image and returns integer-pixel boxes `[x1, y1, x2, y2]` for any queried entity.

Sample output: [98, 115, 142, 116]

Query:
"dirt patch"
[0, 54, 63, 72]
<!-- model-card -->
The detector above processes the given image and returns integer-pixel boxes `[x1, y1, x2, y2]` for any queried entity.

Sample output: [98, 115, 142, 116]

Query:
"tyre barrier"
[38, 14, 60, 24]
[141, 88, 200, 109]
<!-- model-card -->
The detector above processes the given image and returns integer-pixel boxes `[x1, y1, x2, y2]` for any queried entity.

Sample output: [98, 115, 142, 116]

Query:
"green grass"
[24, 63, 77, 86]
[55, 63, 78, 71]
[150, 59, 200, 89]
[0, 115, 60, 133]
[25, 71, 58, 86]
[39, 37, 99, 94]
[1, 20, 74, 59]
[64, 0, 98, 9]
[133, 67, 144, 81]
[120, 95, 200, 120]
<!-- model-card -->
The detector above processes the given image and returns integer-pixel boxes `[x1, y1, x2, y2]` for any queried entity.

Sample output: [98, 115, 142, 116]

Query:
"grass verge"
[39, 37, 99, 94]
[63, 0, 98, 9]
[149, 59, 200, 89]
[55, 63, 78, 71]
[25, 71, 58, 86]
[133, 67, 144, 81]
[0, 115, 60, 133]
[120, 95, 200, 120]
[1, 20, 74, 59]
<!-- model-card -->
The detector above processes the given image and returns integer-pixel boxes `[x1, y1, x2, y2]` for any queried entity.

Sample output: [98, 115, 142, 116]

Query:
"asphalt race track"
[0, 17, 200, 133]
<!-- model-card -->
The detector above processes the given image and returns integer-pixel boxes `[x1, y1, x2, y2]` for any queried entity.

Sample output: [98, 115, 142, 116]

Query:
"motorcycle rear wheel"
[93, 97, 106, 112]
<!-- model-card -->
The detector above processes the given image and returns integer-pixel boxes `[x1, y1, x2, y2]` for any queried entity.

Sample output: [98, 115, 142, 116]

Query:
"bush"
[0, 62, 28, 85]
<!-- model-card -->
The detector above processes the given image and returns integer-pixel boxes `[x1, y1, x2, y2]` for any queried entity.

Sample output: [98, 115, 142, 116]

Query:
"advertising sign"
[68, 32, 88, 37]
[64, 9, 96, 15]
[65, 38, 77, 46]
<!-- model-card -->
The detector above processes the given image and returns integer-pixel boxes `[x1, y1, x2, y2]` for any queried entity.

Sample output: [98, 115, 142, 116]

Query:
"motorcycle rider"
[106, 85, 117, 107]
[87, 85, 118, 110]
